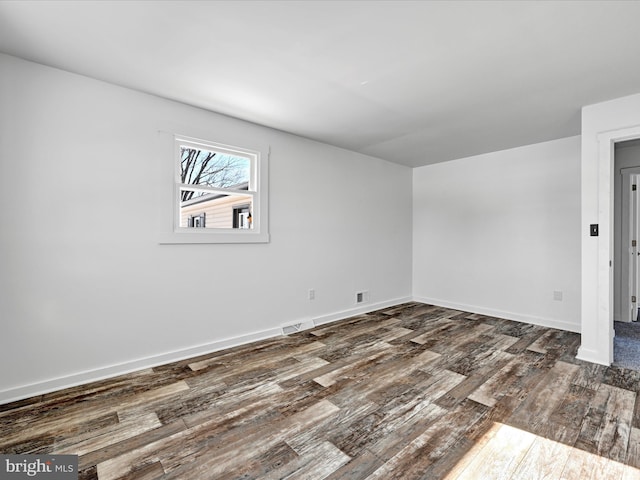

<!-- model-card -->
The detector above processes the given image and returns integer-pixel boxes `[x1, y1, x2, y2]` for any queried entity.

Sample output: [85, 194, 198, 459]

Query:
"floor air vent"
[282, 323, 303, 335]
[281, 319, 315, 335]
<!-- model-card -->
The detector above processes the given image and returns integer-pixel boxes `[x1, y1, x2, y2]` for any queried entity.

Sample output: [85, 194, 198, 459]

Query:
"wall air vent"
[356, 291, 370, 304]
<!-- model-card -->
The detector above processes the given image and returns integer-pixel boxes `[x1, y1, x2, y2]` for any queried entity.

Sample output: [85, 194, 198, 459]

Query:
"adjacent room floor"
[2, 303, 640, 479]
[614, 320, 640, 371]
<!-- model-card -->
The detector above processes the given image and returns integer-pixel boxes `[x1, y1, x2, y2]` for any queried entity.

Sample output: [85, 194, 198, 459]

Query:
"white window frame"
[158, 132, 269, 244]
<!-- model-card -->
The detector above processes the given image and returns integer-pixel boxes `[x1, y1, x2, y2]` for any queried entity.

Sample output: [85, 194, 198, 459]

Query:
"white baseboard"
[313, 296, 413, 326]
[576, 346, 610, 366]
[0, 296, 412, 405]
[0, 327, 283, 406]
[412, 296, 581, 333]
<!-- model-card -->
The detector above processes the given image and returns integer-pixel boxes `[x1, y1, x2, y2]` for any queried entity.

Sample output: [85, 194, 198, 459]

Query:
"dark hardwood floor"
[2, 302, 640, 479]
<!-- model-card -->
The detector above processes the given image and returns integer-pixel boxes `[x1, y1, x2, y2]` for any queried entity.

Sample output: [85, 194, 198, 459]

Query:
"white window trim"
[158, 131, 269, 244]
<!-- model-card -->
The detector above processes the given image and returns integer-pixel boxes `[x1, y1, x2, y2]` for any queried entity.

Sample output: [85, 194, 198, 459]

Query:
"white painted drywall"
[413, 136, 581, 332]
[0, 53, 412, 403]
[580, 93, 640, 365]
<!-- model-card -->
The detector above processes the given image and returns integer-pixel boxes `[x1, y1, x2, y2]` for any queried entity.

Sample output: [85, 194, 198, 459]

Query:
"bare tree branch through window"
[180, 147, 250, 201]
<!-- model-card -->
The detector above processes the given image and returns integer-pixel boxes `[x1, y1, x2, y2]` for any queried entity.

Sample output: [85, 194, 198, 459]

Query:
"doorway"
[613, 141, 640, 369]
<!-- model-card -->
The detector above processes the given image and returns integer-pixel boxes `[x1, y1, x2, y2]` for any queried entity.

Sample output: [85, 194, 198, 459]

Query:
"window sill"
[159, 231, 270, 245]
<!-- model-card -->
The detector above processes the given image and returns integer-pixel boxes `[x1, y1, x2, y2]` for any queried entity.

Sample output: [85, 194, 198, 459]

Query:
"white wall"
[580, 93, 640, 365]
[413, 136, 581, 332]
[0, 53, 412, 403]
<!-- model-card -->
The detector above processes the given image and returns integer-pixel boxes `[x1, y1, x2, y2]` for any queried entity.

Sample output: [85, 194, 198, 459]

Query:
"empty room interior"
[4, 1, 640, 478]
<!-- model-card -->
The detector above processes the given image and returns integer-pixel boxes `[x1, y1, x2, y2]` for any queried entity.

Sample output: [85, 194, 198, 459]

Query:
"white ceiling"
[1, 0, 640, 167]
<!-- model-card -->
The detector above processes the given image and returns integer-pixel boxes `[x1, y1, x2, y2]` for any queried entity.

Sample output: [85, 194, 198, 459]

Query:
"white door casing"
[587, 126, 640, 365]
[620, 168, 640, 322]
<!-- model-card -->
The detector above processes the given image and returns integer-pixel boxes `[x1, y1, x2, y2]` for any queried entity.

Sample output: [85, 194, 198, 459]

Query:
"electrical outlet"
[553, 290, 563, 301]
[308, 289, 315, 300]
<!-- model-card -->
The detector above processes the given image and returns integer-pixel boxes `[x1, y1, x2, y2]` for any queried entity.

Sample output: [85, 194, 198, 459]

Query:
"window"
[159, 133, 269, 244]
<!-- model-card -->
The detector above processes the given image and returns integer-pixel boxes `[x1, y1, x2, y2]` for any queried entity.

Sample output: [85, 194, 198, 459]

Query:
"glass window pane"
[180, 145, 250, 189]
[180, 188, 253, 229]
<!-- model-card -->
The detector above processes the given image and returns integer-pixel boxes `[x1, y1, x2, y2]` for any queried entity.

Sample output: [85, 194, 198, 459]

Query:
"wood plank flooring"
[2, 302, 640, 479]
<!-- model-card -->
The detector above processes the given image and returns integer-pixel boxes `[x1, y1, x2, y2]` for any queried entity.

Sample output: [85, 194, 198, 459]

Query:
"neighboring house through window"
[233, 205, 251, 229]
[188, 213, 206, 228]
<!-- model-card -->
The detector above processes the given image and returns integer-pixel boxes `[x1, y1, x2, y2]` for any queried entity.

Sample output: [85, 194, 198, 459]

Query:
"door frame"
[619, 168, 640, 323]
[597, 125, 640, 364]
